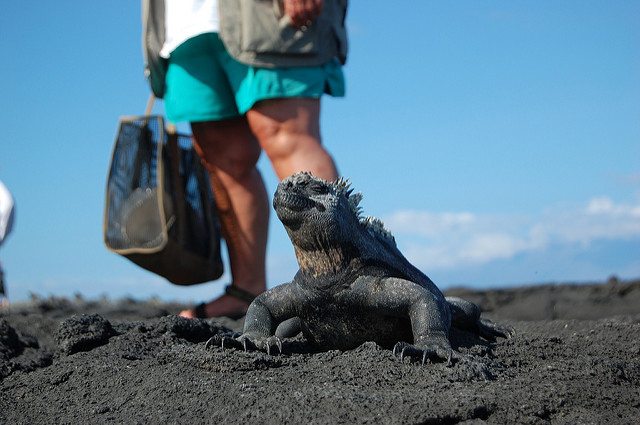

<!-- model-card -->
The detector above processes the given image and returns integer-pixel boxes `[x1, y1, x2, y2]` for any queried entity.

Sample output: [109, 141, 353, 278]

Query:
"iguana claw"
[392, 341, 460, 365]
[205, 333, 283, 355]
[478, 318, 515, 341]
[265, 336, 283, 355]
[205, 336, 215, 349]
[205, 332, 243, 350]
[241, 337, 249, 351]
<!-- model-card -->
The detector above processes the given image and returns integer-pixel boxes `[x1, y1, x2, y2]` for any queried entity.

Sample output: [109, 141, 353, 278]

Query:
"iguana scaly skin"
[209, 172, 513, 364]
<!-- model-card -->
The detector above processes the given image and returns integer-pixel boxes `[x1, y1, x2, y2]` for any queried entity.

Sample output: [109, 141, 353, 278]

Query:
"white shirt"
[160, 0, 220, 58]
[0, 180, 14, 245]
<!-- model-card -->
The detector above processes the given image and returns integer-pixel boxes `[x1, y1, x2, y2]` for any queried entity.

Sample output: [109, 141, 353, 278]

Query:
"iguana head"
[274, 172, 395, 274]
[274, 172, 357, 248]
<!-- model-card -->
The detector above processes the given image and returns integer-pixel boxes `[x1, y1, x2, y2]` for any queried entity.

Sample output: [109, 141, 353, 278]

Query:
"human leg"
[246, 98, 339, 181]
[179, 118, 269, 318]
[166, 34, 342, 318]
[0, 261, 6, 307]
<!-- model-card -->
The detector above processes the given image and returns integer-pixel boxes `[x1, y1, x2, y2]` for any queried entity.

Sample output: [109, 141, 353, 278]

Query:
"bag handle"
[146, 94, 189, 247]
[145, 94, 155, 117]
[167, 124, 189, 247]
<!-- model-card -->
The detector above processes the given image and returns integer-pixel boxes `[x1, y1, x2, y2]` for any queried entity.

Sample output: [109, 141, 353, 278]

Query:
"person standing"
[0, 180, 15, 306]
[143, 0, 348, 318]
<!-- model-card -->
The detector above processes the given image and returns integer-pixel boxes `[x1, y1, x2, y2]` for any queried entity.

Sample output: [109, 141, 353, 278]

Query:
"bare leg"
[179, 118, 269, 318]
[0, 262, 7, 307]
[246, 98, 339, 181]
[182, 99, 338, 317]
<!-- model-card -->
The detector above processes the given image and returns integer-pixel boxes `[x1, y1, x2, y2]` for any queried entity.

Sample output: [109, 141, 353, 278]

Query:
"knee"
[251, 119, 318, 164]
[255, 124, 297, 162]
[246, 100, 338, 180]
[192, 127, 262, 181]
[248, 101, 320, 160]
[199, 141, 261, 180]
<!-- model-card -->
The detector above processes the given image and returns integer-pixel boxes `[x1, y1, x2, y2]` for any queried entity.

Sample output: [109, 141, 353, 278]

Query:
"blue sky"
[1, 1, 638, 302]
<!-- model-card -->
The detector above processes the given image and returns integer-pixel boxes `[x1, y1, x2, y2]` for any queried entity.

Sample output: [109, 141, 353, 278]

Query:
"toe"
[178, 309, 197, 319]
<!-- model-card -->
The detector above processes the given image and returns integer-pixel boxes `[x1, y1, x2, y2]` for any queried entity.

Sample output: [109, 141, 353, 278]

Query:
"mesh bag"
[104, 115, 223, 285]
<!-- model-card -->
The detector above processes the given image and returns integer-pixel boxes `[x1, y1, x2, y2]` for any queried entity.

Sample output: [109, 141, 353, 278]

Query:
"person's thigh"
[246, 97, 338, 181]
[247, 97, 321, 142]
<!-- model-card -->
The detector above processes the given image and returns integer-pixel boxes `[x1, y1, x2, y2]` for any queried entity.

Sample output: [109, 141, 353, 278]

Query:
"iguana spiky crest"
[294, 172, 396, 247]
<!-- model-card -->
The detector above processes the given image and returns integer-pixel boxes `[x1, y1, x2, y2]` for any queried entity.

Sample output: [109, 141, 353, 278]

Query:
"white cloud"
[383, 196, 640, 271]
[541, 197, 640, 246]
[586, 196, 640, 217]
[383, 210, 475, 238]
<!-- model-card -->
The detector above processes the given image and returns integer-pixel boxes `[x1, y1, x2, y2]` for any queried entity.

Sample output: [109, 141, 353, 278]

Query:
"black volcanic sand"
[1, 279, 640, 424]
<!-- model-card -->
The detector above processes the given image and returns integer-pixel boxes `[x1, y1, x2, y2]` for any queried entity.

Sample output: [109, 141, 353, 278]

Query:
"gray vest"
[218, 0, 348, 68]
[142, 0, 348, 99]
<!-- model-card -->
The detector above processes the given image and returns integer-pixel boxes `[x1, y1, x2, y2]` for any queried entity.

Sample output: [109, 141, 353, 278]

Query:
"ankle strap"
[225, 284, 257, 303]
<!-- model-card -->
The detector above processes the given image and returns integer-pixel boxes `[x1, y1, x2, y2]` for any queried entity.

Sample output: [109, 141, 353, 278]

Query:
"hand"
[283, 0, 323, 29]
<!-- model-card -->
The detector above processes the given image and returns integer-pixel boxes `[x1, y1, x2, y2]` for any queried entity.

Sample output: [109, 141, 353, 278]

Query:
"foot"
[477, 318, 515, 341]
[393, 333, 460, 365]
[393, 341, 461, 366]
[206, 332, 283, 355]
[178, 283, 262, 319]
[179, 294, 251, 319]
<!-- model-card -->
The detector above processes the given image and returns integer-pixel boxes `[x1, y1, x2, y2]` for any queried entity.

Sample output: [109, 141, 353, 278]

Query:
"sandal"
[192, 284, 257, 320]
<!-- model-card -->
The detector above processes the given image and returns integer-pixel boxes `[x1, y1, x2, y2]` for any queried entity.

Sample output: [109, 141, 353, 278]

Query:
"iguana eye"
[309, 182, 329, 195]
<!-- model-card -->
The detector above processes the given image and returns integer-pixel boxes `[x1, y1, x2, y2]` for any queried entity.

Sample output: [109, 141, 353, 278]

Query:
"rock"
[56, 314, 115, 355]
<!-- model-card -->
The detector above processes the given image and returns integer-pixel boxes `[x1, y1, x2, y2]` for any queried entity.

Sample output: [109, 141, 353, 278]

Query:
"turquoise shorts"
[164, 32, 346, 123]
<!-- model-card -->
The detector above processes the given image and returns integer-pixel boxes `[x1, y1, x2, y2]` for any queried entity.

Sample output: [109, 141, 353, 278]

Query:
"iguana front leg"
[354, 276, 456, 364]
[206, 282, 301, 354]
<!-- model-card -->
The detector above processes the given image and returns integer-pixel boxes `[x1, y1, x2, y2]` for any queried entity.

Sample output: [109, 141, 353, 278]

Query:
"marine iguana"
[208, 172, 513, 364]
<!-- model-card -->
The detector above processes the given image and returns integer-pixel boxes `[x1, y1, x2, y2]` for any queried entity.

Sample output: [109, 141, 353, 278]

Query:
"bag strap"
[130, 121, 153, 190]
[130, 94, 157, 194]
[167, 126, 189, 246]
[145, 94, 155, 117]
